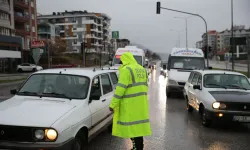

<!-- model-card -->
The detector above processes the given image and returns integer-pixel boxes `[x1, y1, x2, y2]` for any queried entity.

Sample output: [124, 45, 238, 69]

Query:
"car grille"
[223, 102, 250, 111]
[178, 82, 186, 86]
[0, 125, 33, 142]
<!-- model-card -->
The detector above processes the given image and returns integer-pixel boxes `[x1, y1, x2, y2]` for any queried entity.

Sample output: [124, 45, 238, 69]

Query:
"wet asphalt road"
[87, 64, 250, 150]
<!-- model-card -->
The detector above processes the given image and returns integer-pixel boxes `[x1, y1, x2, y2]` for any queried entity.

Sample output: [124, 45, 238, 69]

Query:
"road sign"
[32, 48, 41, 65]
[112, 31, 119, 39]
[31, 40, 45, 48]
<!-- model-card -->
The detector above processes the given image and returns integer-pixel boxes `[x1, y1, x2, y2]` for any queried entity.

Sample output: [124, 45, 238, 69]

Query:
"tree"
[48, 38, 68, 55]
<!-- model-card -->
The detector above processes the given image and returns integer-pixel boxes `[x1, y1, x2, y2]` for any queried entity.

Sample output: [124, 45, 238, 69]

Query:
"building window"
[0, 12, 9, 20]
[27, 38, 30, 49]
[32, 26, 35, 32]
[32, 14, 35, 20]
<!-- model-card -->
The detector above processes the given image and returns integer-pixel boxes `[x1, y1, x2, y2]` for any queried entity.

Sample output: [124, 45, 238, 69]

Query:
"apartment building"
[196, 40, 203, 49]
[37, 10, 111, 54]
[14, 0, 38, 62]
[0, 0, 22, 73]
[38, 22, 60, 40]
[217, 26, 250, 53]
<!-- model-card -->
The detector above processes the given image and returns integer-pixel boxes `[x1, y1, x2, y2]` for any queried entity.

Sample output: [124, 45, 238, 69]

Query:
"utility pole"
[231, 0, 234, 70]
[174, 16, 190, 49]
[157, 2, 209, 67]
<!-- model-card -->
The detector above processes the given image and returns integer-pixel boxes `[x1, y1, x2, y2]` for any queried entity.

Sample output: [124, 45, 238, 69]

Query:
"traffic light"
[81, 42, 87, 54]
[208, 46, 212, 53]
[203, 46, 208, 59]
[156, 2, 161, 14]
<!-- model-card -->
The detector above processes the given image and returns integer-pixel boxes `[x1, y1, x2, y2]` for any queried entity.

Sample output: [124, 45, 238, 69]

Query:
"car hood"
[209, 91, 250, 103]
[168, 69, 191, 82]
[0, 96, 76, 127]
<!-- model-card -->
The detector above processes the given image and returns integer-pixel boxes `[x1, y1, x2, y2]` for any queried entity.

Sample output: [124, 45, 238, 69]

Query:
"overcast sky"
[37, 0, 250, 54]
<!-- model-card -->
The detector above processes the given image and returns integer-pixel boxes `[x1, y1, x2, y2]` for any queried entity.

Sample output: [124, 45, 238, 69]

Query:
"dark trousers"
[131, 137, 144, 150]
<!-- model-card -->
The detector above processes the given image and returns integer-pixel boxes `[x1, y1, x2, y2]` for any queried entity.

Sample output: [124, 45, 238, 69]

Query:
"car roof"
[192, 69, 245, 76]
[32, 67, 118, 78]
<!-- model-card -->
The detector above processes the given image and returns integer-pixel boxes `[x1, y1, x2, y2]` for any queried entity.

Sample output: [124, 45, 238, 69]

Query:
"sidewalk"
[210, 61, 247, 67]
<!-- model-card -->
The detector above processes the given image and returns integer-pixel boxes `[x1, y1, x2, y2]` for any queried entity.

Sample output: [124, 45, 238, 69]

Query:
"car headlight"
[34, 129, 58, 141]
[168, 79, 178, 85]
[34, 129, 45, 140]
[45, 129, 58, 141]
[212, 102, 226, 109]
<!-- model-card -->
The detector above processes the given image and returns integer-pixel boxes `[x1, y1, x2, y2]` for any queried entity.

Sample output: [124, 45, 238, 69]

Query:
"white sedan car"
[184, 70, 250, 127]
[0, 68, 118, 149]
[17, 63, 43, 72]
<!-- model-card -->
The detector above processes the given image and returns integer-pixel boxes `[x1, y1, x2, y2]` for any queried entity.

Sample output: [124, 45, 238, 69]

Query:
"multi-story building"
[196, 40, 203, 49]
[217, 26, 250, 54]
[38, 22, 60, 40]
[14, 0, 37, 62]
[0, 0, 22, 73]
[37, 10, 111, 54]
[202, 30, 217, 55]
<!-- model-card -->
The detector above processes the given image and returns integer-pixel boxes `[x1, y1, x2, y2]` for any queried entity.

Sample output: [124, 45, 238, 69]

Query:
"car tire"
[32, 68, 37, 72]
[166, 91, 171, 98]
[71, 131, 87, 150]
[18, 68, 22, 73]
[200, 107, 212, 127]
[186, 99, 193, 113]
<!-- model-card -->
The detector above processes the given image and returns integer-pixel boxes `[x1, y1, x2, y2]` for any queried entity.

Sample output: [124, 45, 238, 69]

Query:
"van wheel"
[72, 132, 87, 150]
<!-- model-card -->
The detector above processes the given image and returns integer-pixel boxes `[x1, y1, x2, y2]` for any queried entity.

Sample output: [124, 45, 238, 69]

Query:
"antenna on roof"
[93, 68, 96, 72]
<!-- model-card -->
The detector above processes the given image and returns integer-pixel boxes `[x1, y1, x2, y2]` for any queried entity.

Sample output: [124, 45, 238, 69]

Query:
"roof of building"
[38, 10, 111, 20]
[33, 68, 118, 78]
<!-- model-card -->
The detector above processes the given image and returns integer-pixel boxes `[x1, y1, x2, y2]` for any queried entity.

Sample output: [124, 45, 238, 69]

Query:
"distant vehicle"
[17, 63, 43, 72]
[184, 70, 250, 127]
[4, 68, 117, 149]
[112, 46, 146, 68]
[166, 48, 211, 97]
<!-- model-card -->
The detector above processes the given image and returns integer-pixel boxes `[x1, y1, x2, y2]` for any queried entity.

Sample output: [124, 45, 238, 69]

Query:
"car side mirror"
[193, 85, 201, 90]
[10, 89, 17, 95]
[89, 91, 101, 102]
[163, 65, 167, 70]
[208, 66, 213, 70]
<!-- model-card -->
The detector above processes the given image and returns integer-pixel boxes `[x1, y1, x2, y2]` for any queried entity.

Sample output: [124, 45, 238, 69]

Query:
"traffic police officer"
[109, 52, 152, 150]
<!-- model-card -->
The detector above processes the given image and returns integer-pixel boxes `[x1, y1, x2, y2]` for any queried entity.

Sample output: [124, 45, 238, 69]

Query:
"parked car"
[17, 63, 43, 72]
[183, 70, 250, 127]
[0, 68, 118, 149]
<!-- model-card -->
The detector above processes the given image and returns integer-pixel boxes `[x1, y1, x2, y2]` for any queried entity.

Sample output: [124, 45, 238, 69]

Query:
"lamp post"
[170, 29, 183, 47]
[231, 0, 234, 70]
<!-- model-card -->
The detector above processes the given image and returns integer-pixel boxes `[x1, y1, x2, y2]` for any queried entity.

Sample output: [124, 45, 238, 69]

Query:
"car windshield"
[170, 57, 205, 70]
[18, 74, 90, 99]
[204, 74, 250, 90]
[114, 55, 143, 66]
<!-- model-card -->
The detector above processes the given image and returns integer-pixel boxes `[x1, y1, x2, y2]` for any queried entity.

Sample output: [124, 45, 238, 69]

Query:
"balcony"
[15, 13, 30, 23]
[15, 29, 30, 36]
[0, 1, 10, 13]
[0, 19, 11, 29]
[14, 1, 29, 9]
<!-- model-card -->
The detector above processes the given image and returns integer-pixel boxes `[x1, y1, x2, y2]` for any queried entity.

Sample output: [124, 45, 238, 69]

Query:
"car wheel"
[72, 132, 87, 150]
[18, 68, 22, 73]
[186, 98, 193, 113]
[32, 68, 37, 72]
[201, 107, 212, 127]
[166, 91, 171, 98]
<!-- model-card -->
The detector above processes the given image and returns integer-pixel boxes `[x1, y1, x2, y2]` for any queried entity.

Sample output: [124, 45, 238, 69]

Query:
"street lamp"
[170, 29, 183, 47]
[231, 0, 234, 70]
[174, 16, 192, 49]
[156, 1, 209, 67]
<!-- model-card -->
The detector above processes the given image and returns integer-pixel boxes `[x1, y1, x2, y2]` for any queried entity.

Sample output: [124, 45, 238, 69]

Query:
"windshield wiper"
[18, 91, 40, 96]
[42, 92, 72, 100]
[224, 84, 248, 91]
[206, 84, 227, 89]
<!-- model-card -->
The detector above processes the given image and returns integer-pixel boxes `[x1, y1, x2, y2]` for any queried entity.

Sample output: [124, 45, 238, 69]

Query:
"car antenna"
[93, 68, 96, 72]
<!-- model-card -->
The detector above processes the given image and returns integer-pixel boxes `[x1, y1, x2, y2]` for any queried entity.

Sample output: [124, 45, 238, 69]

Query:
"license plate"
[233, 116, 250, 122]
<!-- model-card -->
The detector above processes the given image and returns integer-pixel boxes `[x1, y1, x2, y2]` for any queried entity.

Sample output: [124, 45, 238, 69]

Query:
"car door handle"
[102, 99, 106, 102]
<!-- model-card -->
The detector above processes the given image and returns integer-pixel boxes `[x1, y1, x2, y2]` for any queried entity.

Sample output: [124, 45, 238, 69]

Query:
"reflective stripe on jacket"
[110, 52, 152, 138]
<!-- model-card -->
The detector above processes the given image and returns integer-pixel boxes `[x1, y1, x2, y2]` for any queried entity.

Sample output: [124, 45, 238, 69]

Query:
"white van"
[166, 48, 208, 97]
[112, 46, 146, 68]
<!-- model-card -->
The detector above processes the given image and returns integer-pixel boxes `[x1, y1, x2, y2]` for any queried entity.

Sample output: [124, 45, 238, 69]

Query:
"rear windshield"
[114, 55, 143, 66]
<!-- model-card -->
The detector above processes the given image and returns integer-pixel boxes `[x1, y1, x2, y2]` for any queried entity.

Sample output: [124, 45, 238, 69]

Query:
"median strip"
[0, 77, 27, 84]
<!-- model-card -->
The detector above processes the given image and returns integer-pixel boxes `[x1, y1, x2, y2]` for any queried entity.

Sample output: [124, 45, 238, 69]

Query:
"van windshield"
[114, 55, 143, 66]
[169, 57, 205, 70]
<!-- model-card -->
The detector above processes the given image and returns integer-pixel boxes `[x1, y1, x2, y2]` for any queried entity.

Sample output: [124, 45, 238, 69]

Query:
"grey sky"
[37, 0, 250, 53]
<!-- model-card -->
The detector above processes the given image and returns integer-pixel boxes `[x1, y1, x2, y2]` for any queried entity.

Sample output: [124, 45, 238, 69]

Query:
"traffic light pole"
[157, 3, 209, 67]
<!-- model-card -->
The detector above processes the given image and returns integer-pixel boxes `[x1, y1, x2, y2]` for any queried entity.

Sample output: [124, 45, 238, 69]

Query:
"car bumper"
[0, 138, 74, 150]
[167, 85, 184, 93]
[206, 109, 250, 123]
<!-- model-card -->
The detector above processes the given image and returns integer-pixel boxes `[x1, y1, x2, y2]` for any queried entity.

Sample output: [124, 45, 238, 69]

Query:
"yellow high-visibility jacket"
[110, 52, 152, 138]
